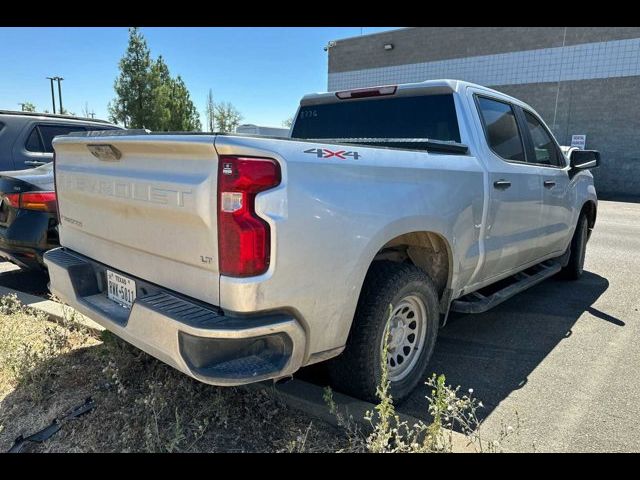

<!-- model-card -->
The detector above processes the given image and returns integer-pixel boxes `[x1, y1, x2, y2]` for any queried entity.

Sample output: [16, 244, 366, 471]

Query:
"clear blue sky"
[0, 27, 399, 128]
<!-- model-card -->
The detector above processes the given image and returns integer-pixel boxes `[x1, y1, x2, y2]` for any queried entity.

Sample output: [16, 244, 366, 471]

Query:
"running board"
[451, 260, 562, 314]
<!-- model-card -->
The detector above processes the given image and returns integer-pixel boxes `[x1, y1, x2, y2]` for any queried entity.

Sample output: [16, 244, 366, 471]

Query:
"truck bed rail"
[304, 137, 469, 154]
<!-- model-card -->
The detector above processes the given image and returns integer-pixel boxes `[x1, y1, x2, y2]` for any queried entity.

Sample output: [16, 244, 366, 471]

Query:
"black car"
[0, 163, 57, 270]
[0, 111, 121, 270]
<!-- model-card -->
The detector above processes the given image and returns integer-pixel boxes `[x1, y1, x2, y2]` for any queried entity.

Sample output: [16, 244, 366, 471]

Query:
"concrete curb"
[0, 285, 105, 335]
[246, 378, 477, 453]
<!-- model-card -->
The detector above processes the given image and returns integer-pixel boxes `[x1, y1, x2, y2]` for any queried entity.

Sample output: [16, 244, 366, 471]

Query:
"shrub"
[324, 304, 519, 453]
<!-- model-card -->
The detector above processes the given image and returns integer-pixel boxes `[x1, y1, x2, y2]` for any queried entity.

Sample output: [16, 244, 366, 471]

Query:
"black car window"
[476, 96, 526, 162]
[37, 125, 87, 153]
[25, 126, 44, 152]
[523, 111, 562, 167]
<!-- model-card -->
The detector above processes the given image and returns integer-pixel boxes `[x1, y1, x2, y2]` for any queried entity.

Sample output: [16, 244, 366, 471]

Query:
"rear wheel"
[560, 213, 589, 280]
[327, 261, 439, 403]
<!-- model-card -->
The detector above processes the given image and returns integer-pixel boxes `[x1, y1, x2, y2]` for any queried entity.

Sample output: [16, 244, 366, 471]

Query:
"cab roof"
[300, 79, 527, 108]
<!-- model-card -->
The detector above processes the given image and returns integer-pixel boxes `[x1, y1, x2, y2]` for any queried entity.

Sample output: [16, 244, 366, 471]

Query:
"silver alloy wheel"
[382, 294, 428, 382]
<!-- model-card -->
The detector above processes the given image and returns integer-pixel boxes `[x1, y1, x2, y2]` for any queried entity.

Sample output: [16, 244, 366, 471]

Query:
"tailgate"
[53, 133, 221, 305]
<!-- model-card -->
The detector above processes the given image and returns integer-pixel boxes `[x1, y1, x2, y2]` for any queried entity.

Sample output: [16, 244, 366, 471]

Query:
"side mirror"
[570, 149, 600, 170]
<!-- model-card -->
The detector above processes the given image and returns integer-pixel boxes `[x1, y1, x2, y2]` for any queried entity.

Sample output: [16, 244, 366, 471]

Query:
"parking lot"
[1, 199, 638, 452]
[401, 199, 640, 452]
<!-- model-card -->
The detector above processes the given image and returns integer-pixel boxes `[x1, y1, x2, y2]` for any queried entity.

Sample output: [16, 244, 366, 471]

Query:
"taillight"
[53, 151, 61, 221]
[3, 193, 20, 208]
[217, 155, 281, 277]
[21, 192, 57, 212]
[3, 191, 57, 212]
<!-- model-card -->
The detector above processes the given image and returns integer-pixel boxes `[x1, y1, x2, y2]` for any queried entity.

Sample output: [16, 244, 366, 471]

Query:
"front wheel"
[327, 261, 440, 404]
[560, 213, 589, 280]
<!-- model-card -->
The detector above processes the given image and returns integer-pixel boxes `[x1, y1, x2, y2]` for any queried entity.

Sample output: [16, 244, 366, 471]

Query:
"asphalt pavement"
[401, 199, 640, 452]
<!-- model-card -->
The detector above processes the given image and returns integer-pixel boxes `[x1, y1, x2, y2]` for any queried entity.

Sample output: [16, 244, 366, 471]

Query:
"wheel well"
[371, 231, 451, 300]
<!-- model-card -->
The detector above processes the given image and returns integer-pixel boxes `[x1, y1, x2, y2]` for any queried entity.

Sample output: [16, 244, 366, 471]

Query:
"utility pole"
[55, 77, 64, 114]
[46, 77, 57, 114]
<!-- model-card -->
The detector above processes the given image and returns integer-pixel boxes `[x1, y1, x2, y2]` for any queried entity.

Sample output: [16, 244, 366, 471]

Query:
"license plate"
[106, 270, 136, 309]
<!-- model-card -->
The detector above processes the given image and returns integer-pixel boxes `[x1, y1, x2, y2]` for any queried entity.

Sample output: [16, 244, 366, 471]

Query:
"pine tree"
[109, 27, 155, 129]
[167, 76, 201, 131]
[109, 28, 202, 131]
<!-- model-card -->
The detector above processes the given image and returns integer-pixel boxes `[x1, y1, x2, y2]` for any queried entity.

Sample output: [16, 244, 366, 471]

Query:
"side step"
[451, 260, 562, 314]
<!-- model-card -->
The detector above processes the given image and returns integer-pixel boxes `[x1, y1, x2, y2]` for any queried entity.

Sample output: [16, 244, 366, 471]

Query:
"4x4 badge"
[304, 148, 360, 160]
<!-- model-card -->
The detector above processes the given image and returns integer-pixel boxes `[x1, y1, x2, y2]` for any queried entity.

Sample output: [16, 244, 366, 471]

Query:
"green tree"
[109, 28, 201, 131]
[213, 102, 242, 133]
[166, 75, 201, 131]
[282, 116, 293, 128]
[109, 27, 155, 129]
[20, 102, 36, 112]
[205, 89, 215, 132]
[149, 55, 172, 129]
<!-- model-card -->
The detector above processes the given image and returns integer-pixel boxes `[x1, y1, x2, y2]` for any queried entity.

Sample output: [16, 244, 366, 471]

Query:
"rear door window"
[25, 126, 44, 152]
[37, 125, 87, 153]
[476, 96, 526, 162]
[291, 94, 461, 143]
[26, 124, 88, 153]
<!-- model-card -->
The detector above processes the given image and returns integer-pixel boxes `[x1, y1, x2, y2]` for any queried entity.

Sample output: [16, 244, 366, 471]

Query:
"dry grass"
[0, 294, 345, 452]
[0, 294, 515, 453]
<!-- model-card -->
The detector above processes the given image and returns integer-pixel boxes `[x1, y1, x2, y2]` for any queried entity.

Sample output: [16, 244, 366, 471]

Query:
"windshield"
[291, 93, 461, 143]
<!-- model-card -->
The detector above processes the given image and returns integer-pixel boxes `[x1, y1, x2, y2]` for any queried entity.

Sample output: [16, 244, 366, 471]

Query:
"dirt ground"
[0, 295, 346, 453]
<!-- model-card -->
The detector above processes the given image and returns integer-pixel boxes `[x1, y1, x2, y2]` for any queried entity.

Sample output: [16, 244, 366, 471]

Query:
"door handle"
[493, 179, 512, 190]
[24, 160, 47, 167]
[543, 180, 556, 188]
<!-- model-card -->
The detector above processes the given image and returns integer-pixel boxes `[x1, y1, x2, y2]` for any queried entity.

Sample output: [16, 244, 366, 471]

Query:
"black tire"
[560, 213, 589, 280]
[327, 261, 439, 404]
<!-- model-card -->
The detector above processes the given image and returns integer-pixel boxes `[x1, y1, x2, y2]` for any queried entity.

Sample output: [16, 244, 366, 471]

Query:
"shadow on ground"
[0, 265, 49, 296]
[595, 193, 640, 204]
[299, 271, 617, 423]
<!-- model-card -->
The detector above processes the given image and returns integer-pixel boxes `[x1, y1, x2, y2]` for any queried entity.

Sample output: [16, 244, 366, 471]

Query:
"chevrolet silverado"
[44, 80, 600, 402]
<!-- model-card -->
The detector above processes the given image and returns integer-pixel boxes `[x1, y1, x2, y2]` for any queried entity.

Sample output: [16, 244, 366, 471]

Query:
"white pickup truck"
[45, 80, 600, 402]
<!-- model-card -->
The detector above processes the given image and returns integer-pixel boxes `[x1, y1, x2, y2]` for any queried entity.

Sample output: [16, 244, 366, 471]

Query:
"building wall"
[327, 27, 640, 196]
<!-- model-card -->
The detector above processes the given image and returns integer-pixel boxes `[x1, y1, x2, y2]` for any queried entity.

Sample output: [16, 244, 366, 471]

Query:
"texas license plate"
[106, 270, 136, 309]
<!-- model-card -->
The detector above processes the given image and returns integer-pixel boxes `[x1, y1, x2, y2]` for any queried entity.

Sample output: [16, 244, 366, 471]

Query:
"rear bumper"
[43, 247, 306, 386]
